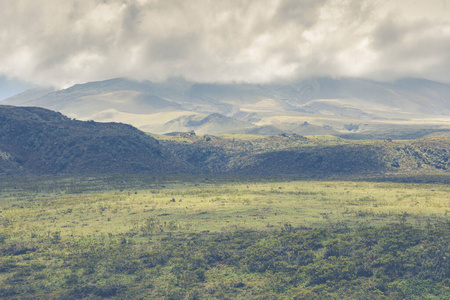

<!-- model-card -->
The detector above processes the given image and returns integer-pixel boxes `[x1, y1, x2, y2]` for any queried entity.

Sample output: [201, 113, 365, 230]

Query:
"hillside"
[148, 113, 257, 134]
[0, 105, 192, 175]
[3, 77, 450, 137]
[0, 105, 449, 178]
[158, 133, 450, 178]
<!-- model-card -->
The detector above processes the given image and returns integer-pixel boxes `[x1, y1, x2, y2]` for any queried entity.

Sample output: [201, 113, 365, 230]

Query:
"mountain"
[158, 113, 257, 134]
[0, 105, 449, 178]
[0, 105, 192, 175]
[3, 77, 450, 137]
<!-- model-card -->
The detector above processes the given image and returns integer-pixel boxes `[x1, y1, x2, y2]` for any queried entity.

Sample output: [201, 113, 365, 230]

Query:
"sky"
[1, 0, 450, 97]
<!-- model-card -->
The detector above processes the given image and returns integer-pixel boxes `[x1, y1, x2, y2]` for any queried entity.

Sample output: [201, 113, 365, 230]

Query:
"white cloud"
[1, 0, 450, 87]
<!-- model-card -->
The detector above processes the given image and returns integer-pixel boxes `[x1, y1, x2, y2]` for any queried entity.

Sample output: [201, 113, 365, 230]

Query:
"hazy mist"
[1, 0, 450, 88]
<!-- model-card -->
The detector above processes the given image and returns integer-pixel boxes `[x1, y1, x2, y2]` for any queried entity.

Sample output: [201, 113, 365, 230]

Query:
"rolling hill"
[157, 133, 450, 178]
[3, 77, 450, 137]
[0, 105, 192, 175]
[0, 105, 449, 178]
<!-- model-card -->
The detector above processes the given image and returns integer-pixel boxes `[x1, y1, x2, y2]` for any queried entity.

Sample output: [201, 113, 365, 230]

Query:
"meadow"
[0, 175, 449, 299]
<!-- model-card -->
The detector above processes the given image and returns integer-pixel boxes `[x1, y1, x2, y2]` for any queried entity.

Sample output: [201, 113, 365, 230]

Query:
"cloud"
[369, 15, 450, 81]
[1, 0, 450, 87]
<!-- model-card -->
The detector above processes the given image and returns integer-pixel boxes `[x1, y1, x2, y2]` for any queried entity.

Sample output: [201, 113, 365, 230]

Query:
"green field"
[1, 175, 449, 299]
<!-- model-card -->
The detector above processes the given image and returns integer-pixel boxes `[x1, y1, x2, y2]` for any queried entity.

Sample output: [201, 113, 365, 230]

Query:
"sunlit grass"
[1, 175, 449, 299]
[1, 176, 448, 243]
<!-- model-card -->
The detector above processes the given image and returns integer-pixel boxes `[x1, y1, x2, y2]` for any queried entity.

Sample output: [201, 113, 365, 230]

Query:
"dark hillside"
[234, 139, 450, 176]
[0, 105, 192, 175]
[160, 134, 450, 177]
[1, 105, 449, 177]
[234, 144, 387, 176]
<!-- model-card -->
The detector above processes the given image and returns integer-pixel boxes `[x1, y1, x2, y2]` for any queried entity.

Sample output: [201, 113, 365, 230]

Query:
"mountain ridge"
[0, 105, 193, 175]
[0, 105, 449, 178]
[3, 77, 450, 136]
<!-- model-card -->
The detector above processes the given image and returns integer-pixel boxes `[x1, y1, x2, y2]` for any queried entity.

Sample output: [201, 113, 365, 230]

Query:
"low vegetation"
[1, 106, 449, 298]
[2, 105, 450, 178]
[0, 106, 191, 175]
[0, 175, 449, 299]
[158, 132, 450, 177]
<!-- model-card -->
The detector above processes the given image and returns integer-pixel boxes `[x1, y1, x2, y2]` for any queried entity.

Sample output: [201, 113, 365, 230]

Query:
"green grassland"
[2, 176, 448, 236]
[0, 175, 449, 299]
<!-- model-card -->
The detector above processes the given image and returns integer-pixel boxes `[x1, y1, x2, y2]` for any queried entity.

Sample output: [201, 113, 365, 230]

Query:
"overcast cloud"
[1, 0, 450, 88]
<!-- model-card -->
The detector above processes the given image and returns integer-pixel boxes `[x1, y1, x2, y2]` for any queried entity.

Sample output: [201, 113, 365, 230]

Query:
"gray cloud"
[1, 0, 450, 88]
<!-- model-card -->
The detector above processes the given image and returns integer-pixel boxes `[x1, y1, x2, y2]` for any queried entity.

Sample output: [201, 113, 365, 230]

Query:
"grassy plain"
[1, 175, 449, 238]
[0, 175, 449, 299]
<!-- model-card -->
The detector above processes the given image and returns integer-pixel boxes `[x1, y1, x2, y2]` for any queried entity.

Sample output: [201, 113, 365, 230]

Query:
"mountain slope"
[0, 105, 449, 178]
[3, 77, 450, 136]
[0, 105, 192, 175]
[161, 113, 257, 134]
[158, 133, 450, 177]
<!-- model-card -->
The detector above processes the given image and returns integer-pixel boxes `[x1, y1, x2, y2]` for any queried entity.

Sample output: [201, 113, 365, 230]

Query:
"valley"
[2, 1, 450, 298]
[0, 99, 449, 299]
[0, 175, 449, 299]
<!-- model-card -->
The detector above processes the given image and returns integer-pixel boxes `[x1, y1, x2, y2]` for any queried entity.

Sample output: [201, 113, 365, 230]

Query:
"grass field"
[0, 175, 449, 299]
[1, 175, 449, 238]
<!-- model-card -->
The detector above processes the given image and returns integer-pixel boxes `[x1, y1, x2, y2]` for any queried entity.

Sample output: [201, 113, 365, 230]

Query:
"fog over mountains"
[3, 77, 450, 136]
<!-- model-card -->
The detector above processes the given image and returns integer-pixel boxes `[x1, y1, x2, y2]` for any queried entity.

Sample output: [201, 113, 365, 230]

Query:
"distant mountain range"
[1, 105, 449, 178]
[3, 77, 450, 136]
